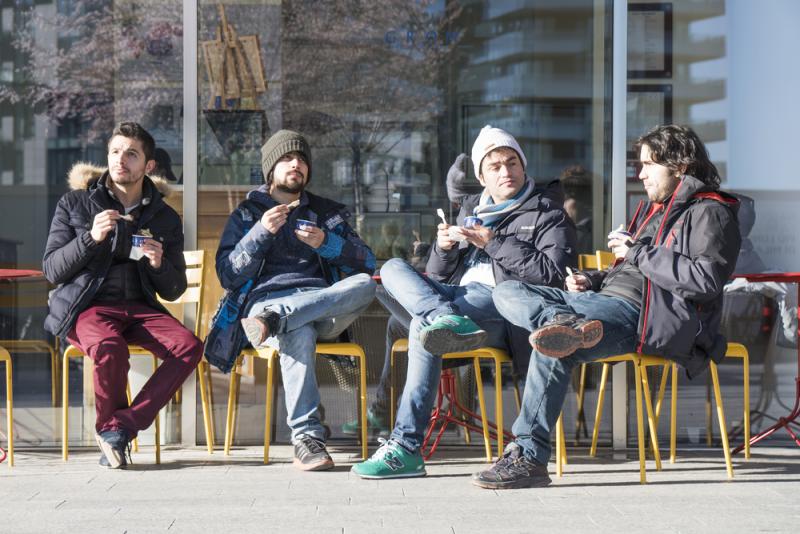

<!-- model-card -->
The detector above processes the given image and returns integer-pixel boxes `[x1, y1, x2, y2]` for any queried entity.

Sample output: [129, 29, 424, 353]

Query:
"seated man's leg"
[67, 305, 137, 469]
[342, 314, 408, 436]
[351, 315, 433, 479]
[380, 258, 487, 353]
[265, 323, 334, 471]
[471, 281, 639, 489]
[242, 273, 376, 347]
[352, 273, 508, 479]
[121, 303, 204, 434]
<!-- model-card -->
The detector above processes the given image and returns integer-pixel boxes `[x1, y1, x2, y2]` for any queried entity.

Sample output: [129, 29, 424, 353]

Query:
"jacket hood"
[67, 162, 173, 198]
[675, 174, 739, 213]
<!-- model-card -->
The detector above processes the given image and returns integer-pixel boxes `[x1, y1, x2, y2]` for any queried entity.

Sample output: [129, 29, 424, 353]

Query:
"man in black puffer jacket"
[43, 122, 202, 469]
[473, 124, 741, 490]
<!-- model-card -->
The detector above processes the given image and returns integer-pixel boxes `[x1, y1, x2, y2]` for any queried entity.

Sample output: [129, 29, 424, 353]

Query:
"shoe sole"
[420, 328, 489, 355]
[240, 317, 268, 347]
[293, 457, 335, 471]
[529, 320, 603, 358]
[353, 468, 427, 480]
[95, 434, 124, 469]
[471, 474, 552, 489]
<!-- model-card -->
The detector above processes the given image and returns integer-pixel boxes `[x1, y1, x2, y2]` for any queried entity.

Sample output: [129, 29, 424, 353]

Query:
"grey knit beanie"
[260, 129, 311, 185]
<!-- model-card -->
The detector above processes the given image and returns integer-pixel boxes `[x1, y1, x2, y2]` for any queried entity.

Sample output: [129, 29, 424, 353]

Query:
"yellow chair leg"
[3, 354, 13, 467]
[512, 379, 521, 413]
[126, 382, 139, 453]
[264, 354, 275, 464]
[654, 362, 670, 425]
[472, 358, 493, 463]
[639, 365, 662, 471]
[198, 362, 214, 454]
[48, 345, 57, 408]
[152, 357, 161, 465]
[589, 363, 610, 457]
[742, 350, 751, 459]
[709, 362, 734, 479]
[670, 363, 678, 464]
[62, 351, 70, 461]
[633, 362, 647, 484]
[206, 363, 216, 447]
[555, 413, 564, 478]
[224, 359, 240, 456]
[358, 352, 368, 460]
[494, 357, 504, 457]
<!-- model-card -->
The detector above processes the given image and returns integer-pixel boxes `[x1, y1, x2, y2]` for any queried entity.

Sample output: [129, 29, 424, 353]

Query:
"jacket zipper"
[636, 180, 683, 353]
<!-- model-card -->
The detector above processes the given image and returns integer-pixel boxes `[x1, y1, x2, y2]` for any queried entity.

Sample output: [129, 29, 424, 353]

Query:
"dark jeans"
[492, 282, 640, 465]
[67, 302, 203, 436]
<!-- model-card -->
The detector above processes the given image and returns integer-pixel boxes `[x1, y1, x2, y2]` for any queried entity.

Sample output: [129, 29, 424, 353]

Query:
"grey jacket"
[586, 175, 741, 378]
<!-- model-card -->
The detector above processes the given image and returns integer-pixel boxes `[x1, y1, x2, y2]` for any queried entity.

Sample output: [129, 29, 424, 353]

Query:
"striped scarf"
[473, 177, 534, 228]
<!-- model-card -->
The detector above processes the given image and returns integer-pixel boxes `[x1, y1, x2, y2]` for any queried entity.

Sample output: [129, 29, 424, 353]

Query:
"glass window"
[0, 0, 184, 447]
[626, 0, 799, 448]
[196, 0, 613, 446]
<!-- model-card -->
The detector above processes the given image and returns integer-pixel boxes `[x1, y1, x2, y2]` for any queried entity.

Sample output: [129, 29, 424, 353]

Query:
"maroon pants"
[67, 302, 203, 436]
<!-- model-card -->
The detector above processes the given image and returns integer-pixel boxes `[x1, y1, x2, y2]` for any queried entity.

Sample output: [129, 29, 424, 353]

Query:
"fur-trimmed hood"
[67, 162, 172, 198]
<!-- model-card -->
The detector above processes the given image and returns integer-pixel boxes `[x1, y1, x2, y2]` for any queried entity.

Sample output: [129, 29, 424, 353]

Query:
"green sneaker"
[419, 314, 488, 354]
[351, 438, 426, 479]
[342, 409, 388, 436]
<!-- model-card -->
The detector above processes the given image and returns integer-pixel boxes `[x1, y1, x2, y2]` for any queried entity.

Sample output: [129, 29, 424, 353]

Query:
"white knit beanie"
[470, 125, 527, 179]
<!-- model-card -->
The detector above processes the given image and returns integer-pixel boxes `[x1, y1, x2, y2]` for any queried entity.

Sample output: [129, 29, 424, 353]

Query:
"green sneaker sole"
[419, 328, 488, 355]
[352, 467, 427, 479]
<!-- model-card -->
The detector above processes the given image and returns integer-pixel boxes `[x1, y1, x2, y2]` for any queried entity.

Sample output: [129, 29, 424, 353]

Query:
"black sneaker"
[240, 310, 280, 348]
[95, 429, 132, 469]
[529, 314, 603, 358]
[472, 443, 551, 489]
[293, 435, 334, 471]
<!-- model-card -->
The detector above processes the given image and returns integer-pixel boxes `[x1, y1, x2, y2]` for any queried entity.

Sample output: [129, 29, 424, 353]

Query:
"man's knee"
[179, 332, 204, 367]
[347, 272, 377, 301]
[492, 281, 528, 313]
[380, 257, 411, 280]
[89, 338, 129, 365]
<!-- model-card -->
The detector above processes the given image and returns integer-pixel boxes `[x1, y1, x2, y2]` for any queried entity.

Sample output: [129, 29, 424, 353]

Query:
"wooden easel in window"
[201, 4, 267, 110]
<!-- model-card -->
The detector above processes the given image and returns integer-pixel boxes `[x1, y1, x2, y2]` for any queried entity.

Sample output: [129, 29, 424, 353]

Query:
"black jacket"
[428, 179, 577, 373]
[585, 175, 741, 378]
[43, 163, 187, 337]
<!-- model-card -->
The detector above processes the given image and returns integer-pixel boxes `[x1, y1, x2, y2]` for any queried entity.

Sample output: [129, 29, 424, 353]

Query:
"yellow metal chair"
[223, 342, 369, 463]
[649, 342, 750, 462]
[0, 346, 13, 467]
[389, 339, 523, 462]
[62, 250, 214, 462]
[0, 340, 58, 408]
[589, 352, 734, 482]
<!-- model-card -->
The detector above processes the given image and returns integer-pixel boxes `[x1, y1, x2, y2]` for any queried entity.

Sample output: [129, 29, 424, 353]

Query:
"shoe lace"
[301, 436, 325, 454]
[371, 437, 396, 460]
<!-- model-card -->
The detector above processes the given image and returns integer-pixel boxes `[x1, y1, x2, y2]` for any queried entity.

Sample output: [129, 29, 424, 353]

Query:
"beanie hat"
[470, 125, 527, 179]
[261, 129, 311, 185]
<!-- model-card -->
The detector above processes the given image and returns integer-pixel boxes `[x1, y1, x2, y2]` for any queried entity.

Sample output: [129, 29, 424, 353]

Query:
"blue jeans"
[380, 258, 509, 452]
[246, 273, 376, 443]
[492, 281, 640, 465]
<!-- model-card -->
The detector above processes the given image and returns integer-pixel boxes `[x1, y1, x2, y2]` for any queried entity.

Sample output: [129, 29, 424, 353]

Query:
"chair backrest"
[578, 254, 598, 270]
[158, 250, 205, 337]
[595, 250, 615, 269]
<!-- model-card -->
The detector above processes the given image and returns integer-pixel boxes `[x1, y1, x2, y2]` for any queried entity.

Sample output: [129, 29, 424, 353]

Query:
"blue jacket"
[215, 186, 376, 299]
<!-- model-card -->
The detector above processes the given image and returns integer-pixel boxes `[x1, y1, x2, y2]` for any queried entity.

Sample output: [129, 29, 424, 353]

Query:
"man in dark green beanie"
[215, 129, 377, 471]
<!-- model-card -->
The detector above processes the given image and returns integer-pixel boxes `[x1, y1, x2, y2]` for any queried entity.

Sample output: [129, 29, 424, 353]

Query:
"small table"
[731, 272, 800, 453]
[0, 269, 44, 281]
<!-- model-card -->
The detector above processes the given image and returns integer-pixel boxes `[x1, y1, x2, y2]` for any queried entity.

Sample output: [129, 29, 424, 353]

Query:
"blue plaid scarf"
[472, 177, 534, 228]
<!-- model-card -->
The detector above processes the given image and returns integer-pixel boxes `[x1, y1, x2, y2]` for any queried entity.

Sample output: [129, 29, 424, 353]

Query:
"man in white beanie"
[352, 125, 576, 480]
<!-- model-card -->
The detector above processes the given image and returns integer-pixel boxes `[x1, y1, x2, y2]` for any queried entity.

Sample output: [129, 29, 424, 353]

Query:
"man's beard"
[274, 180, 305, 194]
